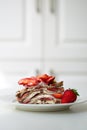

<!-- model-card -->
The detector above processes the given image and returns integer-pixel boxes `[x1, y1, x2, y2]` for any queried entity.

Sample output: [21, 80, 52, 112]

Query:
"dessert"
[16, 74, 79, 104]
[16, 74, 64, 104]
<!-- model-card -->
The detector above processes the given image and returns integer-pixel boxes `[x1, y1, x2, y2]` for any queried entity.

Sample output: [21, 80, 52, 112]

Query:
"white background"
[0, 0, 87, 97]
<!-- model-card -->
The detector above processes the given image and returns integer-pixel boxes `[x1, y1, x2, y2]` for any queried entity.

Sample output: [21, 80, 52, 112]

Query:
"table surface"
[0, 102, 87, 130]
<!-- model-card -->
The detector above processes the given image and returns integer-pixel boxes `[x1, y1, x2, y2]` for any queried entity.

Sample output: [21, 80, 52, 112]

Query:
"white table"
[0, 102, 87, 130]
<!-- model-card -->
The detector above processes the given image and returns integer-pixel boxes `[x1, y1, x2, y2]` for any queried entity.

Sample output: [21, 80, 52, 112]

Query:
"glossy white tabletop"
[0, 102, 87, 130]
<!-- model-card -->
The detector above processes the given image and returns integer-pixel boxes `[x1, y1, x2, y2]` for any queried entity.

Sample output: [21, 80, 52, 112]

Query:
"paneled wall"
[0, 0, 42, 90]
[0, 0, 87, 97]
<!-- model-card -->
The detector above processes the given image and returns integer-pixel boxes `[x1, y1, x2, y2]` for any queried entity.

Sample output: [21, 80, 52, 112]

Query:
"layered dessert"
[16, 74, 64, 104]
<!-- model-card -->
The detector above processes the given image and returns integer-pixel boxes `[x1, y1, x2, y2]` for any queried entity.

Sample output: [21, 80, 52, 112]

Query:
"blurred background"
[0, 0, 87, 97]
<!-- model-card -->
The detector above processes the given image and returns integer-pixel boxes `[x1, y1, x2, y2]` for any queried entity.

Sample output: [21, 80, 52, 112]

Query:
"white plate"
[12, 98, 87, 112]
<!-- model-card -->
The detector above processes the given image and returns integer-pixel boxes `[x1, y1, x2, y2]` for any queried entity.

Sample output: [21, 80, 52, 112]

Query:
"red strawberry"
[37, 74, 55, 84]
[18, 77, 40, 87]
[61, 88, 79, 103]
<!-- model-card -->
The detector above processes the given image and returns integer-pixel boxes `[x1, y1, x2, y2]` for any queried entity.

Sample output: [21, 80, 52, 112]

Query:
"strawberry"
[37, 74, 55, 84]
[18, 74, 55, 87]
[61, 88, 79, 103]
[18, 77, 40, 87]
[52, 93, 63, 99]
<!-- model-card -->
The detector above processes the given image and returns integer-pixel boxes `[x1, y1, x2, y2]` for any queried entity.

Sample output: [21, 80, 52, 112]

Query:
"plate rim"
[9, 98, 87, 111]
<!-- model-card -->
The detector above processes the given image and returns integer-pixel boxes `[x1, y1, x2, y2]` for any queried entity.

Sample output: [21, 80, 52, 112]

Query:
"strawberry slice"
[18, 74, 55, 87]
[18, 77, 40, 87]
[52, 93, 63, 99]
[37, 74, 55, 84]
[47, 87, 58, 92]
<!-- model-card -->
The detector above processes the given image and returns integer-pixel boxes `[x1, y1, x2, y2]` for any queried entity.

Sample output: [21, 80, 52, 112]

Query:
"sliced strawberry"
[37, 74, 55, 84]
[18, 77, 40, 87]
[47, 87, 58, 92]
[52, 93, 63, 99]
